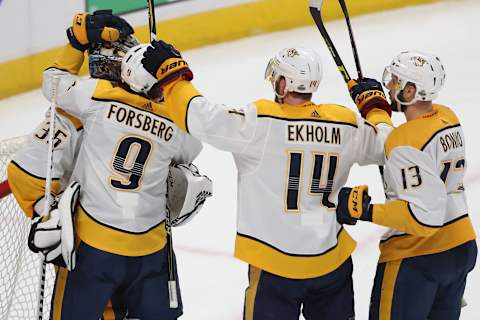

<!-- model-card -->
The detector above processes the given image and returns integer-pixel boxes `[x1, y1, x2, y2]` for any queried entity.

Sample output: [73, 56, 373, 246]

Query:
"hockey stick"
[0, 180, 11, 199]
[309, 0, 351, 83]
[338, 0, 363, 80]
[309, 1, 386, 179]
[147, 0, 157, 42]
[147, 0, 179, 309]
[36, 75, 59, 320]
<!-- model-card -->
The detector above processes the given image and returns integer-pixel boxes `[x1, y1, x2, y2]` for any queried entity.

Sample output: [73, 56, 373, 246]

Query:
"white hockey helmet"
[265, 47, 323, 98]
[382, 50, 446, 105]
[121, 44, 158, 95]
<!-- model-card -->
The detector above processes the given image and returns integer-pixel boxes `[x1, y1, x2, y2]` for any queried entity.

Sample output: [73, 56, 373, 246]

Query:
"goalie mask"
[382, 50, 446, 109]
[88, 35, 139, 82]
[265, 47, 323, 99]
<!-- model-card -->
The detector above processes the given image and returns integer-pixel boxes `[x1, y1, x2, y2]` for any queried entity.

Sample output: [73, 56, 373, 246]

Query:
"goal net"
[0, 136, 56, 320]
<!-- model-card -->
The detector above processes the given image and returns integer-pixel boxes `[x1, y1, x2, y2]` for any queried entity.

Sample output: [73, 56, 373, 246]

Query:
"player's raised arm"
[139, 40, 258, 154]
[348, 78, 394, 165]
[43, 10, 134, 119]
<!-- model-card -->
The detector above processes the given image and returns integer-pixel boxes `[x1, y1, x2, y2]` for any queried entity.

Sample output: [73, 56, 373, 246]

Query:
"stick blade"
[309, 0, 324, 9]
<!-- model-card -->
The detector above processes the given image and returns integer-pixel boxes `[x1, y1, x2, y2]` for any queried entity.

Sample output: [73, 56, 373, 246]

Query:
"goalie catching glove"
[348, 78, 392, 118]
[336, 185, 373, 225]
[28, 181, 80, 271]
[167, 163, 212, 227]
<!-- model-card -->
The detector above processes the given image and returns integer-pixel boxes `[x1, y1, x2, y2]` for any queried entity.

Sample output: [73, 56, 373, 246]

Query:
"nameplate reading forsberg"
[107, 104, 174, 142]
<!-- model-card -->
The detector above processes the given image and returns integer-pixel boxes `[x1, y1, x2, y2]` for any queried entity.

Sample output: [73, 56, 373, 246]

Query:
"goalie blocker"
[28, 181, 80, 271]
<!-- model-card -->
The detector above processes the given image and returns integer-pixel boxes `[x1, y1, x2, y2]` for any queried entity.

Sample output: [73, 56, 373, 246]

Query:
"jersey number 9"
[110, 136, 152, 191]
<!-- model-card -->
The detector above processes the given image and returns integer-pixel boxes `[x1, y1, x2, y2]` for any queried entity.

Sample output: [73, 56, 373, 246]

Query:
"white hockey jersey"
[372, 104, 476, 262]
[8, 109, 83, 218]
[165, 81, 393, 279]
[42, 69, 202, 257]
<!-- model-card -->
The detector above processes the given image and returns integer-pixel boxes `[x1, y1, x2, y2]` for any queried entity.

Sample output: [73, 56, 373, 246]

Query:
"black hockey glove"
[348, 78, 392, 118]
[142, 40, 193, 91]
[67, 10, 134, 51]
[336, 185, 373, 225]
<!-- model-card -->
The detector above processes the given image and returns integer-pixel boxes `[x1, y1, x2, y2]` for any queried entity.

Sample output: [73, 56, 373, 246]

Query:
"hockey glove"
[336, 185, 373, 225]
[167, 163, 212, 227]
[348, 78, 392, 118]
[67, 10, 134, 52]
[142, 40, 193, 92]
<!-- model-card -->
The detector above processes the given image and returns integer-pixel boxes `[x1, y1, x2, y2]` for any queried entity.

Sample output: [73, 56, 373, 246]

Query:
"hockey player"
[130, 40, 394, 319]
[7, 110, 133, 319]
[40, 11, 208, 320]
[336, 51, 477, 320]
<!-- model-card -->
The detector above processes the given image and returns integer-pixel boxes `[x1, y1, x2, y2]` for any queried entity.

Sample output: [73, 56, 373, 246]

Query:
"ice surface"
[0, 1, 479, 319]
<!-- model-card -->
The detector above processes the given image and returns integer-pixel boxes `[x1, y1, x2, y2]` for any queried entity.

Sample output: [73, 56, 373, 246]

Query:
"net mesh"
[0, 136, 55, 320]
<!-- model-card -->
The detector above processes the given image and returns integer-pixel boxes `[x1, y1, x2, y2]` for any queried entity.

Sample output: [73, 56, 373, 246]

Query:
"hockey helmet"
[121, 44, 158, 96]
[265, 47, 323, 98]
[382, 50, 446, 106]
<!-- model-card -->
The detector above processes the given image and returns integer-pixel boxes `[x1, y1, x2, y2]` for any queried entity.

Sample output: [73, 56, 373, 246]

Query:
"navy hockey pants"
[50, 241, 182, 320]
[244, 257, 355, 320]
[370, 240, 477, 320]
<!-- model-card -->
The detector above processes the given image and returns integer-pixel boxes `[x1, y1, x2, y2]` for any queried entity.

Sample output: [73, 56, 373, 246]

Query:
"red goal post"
[0, 179, 11, 199]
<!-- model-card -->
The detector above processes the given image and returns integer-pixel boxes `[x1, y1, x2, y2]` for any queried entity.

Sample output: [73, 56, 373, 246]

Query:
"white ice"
[0, 0, 479, 319]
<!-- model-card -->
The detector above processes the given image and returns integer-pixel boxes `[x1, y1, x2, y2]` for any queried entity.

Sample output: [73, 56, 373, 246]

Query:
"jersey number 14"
[285, 151, 338, 212]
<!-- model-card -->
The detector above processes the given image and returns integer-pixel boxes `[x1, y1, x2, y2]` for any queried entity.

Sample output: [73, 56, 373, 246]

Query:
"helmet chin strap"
[273, 78, 287, 103]
[393, 89, 417, 112]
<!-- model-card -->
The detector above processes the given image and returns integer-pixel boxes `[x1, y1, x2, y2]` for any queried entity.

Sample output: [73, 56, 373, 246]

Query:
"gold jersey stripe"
[379, 215, 476, 263]
[92, 79, 173, 122]
[373, 200, 440, 237]
[51, 44, 85, 76]
[7, 161, 61, 218]
[365, 109, 393, 127]
[234, 228, 356, 279]
[75, 205, 167, 256]
[379, 259, 402, 320]
[244, 266, 262, 320]
[165, 81, 202, 133]
[57, 108, 83, 130]
[255, 99, 358, 127]
[51, 267, 68, 320]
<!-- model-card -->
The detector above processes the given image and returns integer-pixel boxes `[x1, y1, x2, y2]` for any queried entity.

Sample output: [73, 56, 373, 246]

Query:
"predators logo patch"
[412, 56, 427, 67]
[287, 48, 300, 58]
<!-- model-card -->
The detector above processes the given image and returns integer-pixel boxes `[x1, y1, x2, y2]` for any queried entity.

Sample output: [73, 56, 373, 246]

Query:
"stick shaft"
[147, 0, 157, 41]
[338, 0, 363, 80]
[309, 6, 351, 83]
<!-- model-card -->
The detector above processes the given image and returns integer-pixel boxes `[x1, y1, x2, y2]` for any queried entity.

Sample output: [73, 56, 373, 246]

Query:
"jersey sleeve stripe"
[372, 200, 440, 237]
